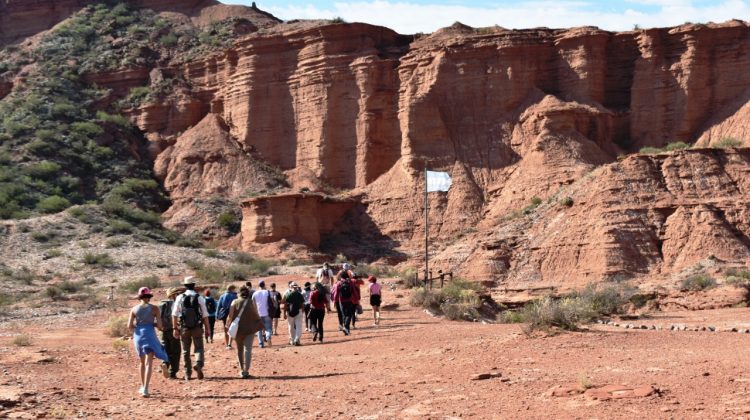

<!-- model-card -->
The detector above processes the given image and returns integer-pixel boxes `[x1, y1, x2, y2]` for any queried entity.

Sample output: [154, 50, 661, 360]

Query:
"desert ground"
[1, 277, 749, 419]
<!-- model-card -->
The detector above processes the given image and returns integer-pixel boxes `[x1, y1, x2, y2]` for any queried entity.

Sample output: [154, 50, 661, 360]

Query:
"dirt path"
[2, 290, 750, 419]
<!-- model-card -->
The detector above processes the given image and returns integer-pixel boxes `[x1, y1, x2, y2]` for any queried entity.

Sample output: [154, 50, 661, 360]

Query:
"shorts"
[370, 294, 381, 307]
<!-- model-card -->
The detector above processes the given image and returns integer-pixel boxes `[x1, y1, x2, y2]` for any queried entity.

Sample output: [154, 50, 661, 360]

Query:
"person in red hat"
[128, 287, 169, 397]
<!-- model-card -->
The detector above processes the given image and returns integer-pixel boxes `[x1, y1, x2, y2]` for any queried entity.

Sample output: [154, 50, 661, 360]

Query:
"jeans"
[287, 313, 303, 343]
[180, 327, 204, 374]
[207, 316, 216, 341]
[309, 308, 325, 340]
[236, 335, 253, 374]
[257, 316, 272, 346]
[338, 301, 355, 331]
[160, 330, 181, 376]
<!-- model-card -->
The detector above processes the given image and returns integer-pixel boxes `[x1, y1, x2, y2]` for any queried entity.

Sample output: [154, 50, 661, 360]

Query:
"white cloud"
[237, 0, 750, 34]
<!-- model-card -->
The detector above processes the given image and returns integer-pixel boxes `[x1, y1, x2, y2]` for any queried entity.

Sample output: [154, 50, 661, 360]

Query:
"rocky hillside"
[1, 1, 749, 293]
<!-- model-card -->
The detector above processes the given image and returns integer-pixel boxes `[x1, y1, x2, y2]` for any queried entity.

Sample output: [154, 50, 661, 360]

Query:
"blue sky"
[229, 0, 750, 34]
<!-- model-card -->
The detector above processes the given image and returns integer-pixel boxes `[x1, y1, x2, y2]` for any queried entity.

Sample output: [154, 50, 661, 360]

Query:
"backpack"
[286, 290, 303, 317]
[180, 294, 202, 329]
[159, 300, 173, 330]
[339, 279, 353, 300]
[205, 297, 216, 315]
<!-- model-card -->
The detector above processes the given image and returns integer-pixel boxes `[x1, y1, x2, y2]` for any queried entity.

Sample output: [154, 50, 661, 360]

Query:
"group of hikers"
[127, 262, 383, 397]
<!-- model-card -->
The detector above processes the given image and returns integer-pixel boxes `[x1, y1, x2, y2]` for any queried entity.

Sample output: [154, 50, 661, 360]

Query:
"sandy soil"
[1, 284, 750, 419]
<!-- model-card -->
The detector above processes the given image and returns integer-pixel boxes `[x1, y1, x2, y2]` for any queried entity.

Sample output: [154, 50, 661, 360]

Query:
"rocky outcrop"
[240, 193, 357, 248]
[446, 149, 750, 288]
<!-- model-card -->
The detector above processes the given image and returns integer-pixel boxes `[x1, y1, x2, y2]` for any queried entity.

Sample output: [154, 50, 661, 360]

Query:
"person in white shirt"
[171, 276, 210, 380]
[315, 263, 334, 287]
[251, 280, 273, 347]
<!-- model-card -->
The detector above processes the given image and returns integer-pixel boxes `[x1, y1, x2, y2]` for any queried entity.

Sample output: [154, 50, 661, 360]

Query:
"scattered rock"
[470, 372, 502, 381]
[584, 385, 660, 401]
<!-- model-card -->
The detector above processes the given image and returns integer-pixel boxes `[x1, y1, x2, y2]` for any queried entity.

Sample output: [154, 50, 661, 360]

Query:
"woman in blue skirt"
[128, 287, 169, 397]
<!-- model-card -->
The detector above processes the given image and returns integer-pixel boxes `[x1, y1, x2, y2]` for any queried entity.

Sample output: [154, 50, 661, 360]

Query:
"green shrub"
[44, 249, 63, 259]
[59, 280, 84, 293]
[107, 219, 133, 234]
[356, 263, 398, 278]
[639, 146, 663, 154]
[201, 249, 220, 258]
[217, 211, 240, 234]
[159, 32, 178, 47]
[714, 137, 743, 149]
[233, 252, 254, 265]
[663, 141, 690, 152]
[106, 315, 129, 338]
[36, 195, 71, 213]
[82, 252, 114, 267]
[725, 268, 750, 287]
[30, 230, 55, 242]
[560, 196, 574, 207]
[45, 286, 63, 300]
[106, 238, 126, 248]
[680, 273, 717, 291]
[409, 280, 483, 321]
[120, 275, 160, 293]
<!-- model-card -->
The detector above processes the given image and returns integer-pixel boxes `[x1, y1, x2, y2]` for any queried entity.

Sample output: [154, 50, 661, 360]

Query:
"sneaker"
[289, 339, 294, 345]
[142, 388, 149, 398]
[195, 366, 204, 380]
[226, 345, 232, 349]
[295, 340, 302, 346]
[185, 373, 192, 381]
[343, 328, 350, 336]
[138, 386, 144, 395]
[305, 328, 309, 332]
[313, 333, 318, 342]
[169, 373, 177, 379]
[241, 371, 250, 379]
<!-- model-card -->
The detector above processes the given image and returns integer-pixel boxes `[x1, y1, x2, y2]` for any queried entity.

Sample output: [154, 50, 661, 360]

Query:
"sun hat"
[183, 276, 196, 285]
[138, 287, 153, 298]
[165, 287, 179, 298]
[342, 263, 350, 270]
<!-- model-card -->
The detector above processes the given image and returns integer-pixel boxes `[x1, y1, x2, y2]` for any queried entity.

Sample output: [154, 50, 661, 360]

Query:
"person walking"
[309, 282, 331, 343]
[270, 283, 282, 335]
[283, 282, 305, 346]
[302, 282, 312, 332]
[158, 288, 181, 379]
[316, 262, 334, 288]
[368, 276, 382, 326]
[226, 286, 263, 378]
[332, 272, 356, 335]
[216, 285, 238, 349]
[252, 280, 273, 347]
[351, 275, 364, 329]
[128, 287, 169, 397]
[171, 276, 210, 380]
[204, 289, 217, 343]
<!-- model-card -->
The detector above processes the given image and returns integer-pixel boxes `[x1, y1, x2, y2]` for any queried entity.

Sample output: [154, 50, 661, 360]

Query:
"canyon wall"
[126, 18, 750, 285]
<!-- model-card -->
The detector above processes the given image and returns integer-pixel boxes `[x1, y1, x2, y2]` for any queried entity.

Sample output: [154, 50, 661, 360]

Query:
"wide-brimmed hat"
[138, 287, 153, 298]
[165, 287, 179, 297]
[183, 276, 196, 285]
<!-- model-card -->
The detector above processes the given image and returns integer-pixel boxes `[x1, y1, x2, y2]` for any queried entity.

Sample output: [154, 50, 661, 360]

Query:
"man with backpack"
[216, 285, 238, 349]
[332, 269, 359, 336]
[316, 262, 334, 287]
[171, 276, 210, 380]
[158, 287, 181, 379]
[283, 282, 305, 346]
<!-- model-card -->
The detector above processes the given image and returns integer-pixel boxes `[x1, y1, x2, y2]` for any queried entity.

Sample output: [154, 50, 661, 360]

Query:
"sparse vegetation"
[82, 252, 114, 267]
[217, 211, 241, 234]
[410, 280, 483, 321]
[201, 249, 220, 258]
[639, 141, 691, 155]
[560, 196, 574, 207]
[680, 273, 717, 292]
[112, 338, 130, 351]
[121, 275, 160, 293]
[106, 238, 127, 248]
[502, 284, 631, 332]
[724, 268, 750, 288]
[713, 137, 743, 149]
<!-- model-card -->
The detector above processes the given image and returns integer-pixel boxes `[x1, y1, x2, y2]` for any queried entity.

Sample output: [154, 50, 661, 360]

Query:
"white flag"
[426, 170, 452, 192]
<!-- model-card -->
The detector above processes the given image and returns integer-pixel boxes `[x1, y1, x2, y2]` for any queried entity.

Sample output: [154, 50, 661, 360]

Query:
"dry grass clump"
[12, 333, 32, 347]
[410, 280, 482, 321]
[106, 315, 129, 338]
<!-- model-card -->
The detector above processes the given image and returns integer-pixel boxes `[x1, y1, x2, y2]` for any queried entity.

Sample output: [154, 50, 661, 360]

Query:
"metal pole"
[424, 166, 429, 285]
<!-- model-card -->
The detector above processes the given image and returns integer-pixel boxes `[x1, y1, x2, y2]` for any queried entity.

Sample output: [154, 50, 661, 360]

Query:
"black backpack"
[339, 279, 353, 300]
[180, 294, 202, 329]
[159, 300, 173, 330]
[205, 297, 216, 315]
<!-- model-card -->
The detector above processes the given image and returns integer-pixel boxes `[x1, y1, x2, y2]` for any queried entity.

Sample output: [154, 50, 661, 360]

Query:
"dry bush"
[112, 338, 130, 352]
[12, 333, 32, 347]
[106, 315, 129, 338]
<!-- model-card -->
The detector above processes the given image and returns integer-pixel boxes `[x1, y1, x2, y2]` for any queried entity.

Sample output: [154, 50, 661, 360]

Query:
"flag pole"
[424, 165, 428, 285]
